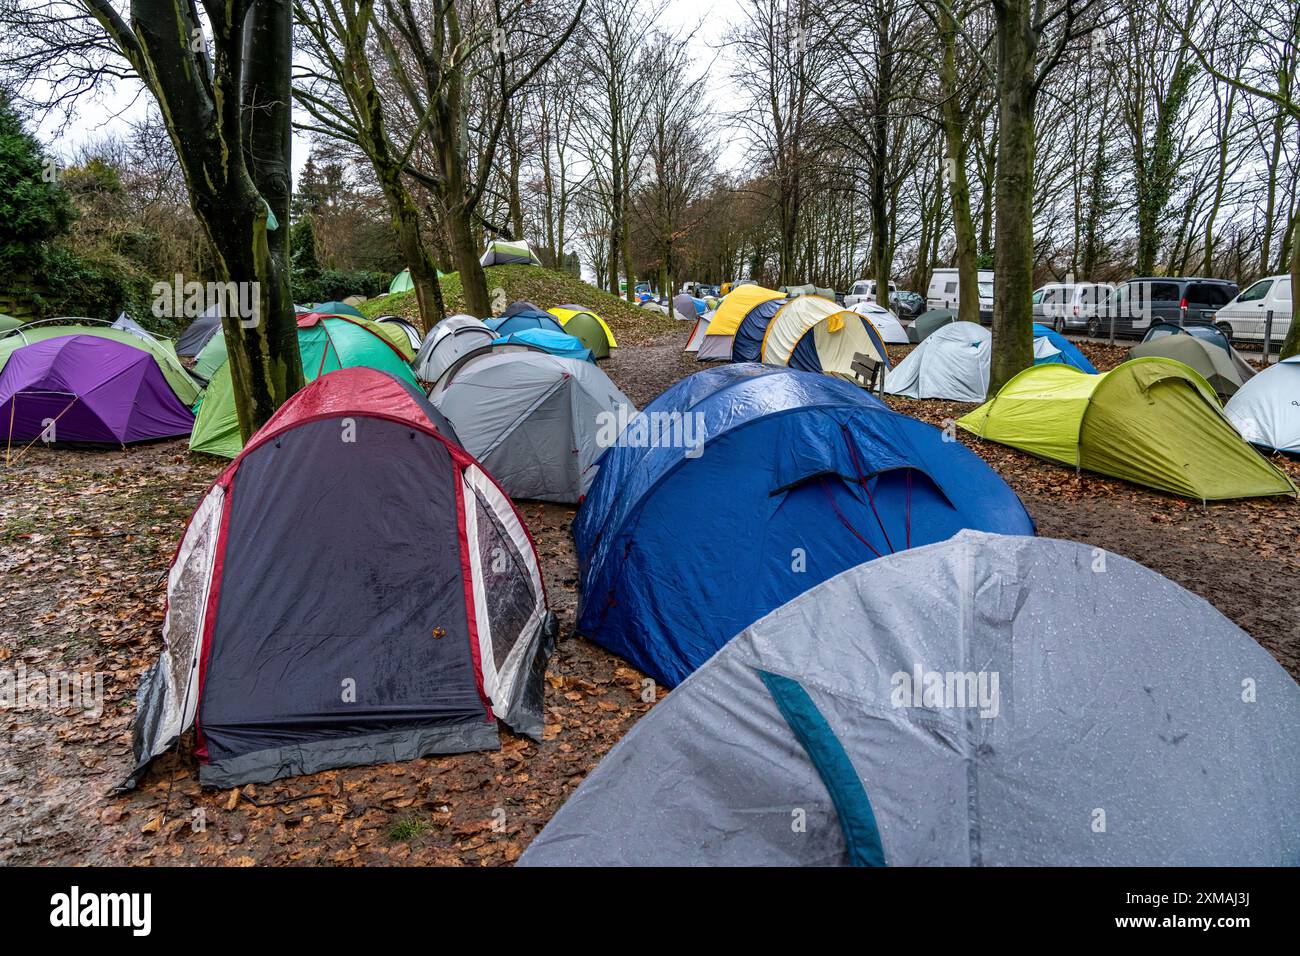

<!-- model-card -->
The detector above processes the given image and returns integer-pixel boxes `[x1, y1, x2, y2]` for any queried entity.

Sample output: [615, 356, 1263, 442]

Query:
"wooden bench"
[851, 352, 883, 393]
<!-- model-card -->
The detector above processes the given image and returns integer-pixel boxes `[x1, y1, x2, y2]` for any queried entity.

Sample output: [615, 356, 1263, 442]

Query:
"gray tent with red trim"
[120, 366, 556, 790]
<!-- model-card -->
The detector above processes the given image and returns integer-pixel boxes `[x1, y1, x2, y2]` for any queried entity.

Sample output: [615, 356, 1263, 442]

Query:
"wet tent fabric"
[684, 312, 712, 353]
[111, 313, 159, 344]
[732, 297, 788, 363]
[0, 335, 195, 444]
[0, 314, 21, 334]
[0, 324, 200, 406]
[374, 315, 422, 351]
[492, 328, 593, 363]
[121, 366, 555, 790]
[886, 322, 990, 401]
[311, 300, 366, 319]
[547, 307, 617, 358]
[1225, 356, 1300, 455]
[673, 294, 701, 321]
[1128, 334, 1252, 400]
[414, 315, 496, 381]
[432, 352, 636, 503]
[957, 359, 1296, 501]
[175, 307, 223, 356]
[573, 365, 1035, 688]
[520, 531, 1300, 866]
[699, 285, 784, 361]
[480, 239, 541, 266]
[850, 302, 908, 344]
[191, 313, 422, 458]
[1032, 324, 1096, 373]
[199, 312, 414, 384]
[486, 310, 567, 338]
[909, 309, 956, 343]
[761, 295, 890, 381]
[501, 300, 543, 318]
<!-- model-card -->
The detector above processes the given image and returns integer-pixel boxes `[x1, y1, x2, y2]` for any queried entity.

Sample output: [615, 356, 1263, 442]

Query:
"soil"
[1, 328, 1296, 865]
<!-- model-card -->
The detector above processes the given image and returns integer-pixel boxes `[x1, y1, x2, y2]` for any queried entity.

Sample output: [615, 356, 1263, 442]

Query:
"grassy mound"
[358, 265, 681, 345]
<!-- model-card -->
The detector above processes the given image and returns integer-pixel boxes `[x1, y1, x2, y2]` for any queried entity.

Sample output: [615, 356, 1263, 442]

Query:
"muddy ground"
[1, 330, 1296, 865]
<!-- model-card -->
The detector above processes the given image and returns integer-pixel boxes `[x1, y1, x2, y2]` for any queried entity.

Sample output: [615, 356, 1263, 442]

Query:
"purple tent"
[0, 335, 194, 445]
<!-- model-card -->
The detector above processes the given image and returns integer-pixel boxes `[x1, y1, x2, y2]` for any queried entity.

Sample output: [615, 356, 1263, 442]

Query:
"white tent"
[684, 311, 713, 353]
[885, 322, 990, 402]
[374, 315, 422, 351]
[1225, 355, 1300, 455]
[413, 314, 495, 381]
[851, 301, 909, 344]
[431, 352, 636, 503]
[760, 296, 890, 383]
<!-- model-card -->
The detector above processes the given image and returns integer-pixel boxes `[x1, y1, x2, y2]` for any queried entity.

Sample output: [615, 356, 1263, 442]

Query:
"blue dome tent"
[492, 327, 594, 362]
[1032, 324, 1096, 373]
[486, 310, 567, 338]
[732, 297, 788, 363]
[573, 365, 1036, 687]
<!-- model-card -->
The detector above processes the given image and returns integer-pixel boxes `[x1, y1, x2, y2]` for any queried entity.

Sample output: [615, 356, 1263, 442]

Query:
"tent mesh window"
[473, 490, 537, 666]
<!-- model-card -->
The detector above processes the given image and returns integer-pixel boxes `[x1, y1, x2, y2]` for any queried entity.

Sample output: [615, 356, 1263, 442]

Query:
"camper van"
[928, 268, 994, 323]
[1213, 275, 1292, 344]
[844, 279, 898, 309]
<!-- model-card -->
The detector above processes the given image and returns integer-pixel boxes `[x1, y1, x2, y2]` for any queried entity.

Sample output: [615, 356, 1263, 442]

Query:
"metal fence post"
[1264, 309, 1274, 365]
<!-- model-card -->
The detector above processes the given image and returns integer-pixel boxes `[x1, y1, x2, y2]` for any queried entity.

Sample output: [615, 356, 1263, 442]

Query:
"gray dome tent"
[908, 308, 957, 344]
[374, 315, 423, 351]
[414, 314, 496, 381]
[175, 305, 223, 356]
[520, 531, 1300, 866]
[431, 351, 636, 503]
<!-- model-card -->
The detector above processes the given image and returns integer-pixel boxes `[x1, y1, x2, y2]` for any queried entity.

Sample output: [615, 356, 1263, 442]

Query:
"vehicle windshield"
[1238, 280, 1272, 302]
[977, 282, 994, 298]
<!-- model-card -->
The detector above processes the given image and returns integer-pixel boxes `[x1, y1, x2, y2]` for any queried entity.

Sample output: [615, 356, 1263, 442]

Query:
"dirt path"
[2, 329, 1296, 864]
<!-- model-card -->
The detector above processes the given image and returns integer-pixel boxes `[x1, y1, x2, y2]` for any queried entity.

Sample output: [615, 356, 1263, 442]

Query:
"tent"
[1143, 320, 1235, 354]
[374, 315, 423, 351]
[698, 285, 784, 361]
[427, 341, 550, 392]
[414, 315, 496, 381]
[111, 312, 162, 344]
[520, 531, 1300, 866]
[0, 335, 194, 445]
[501, 300, 543, 318]
[760, 295, 891, 384]
[573, 365, 1034, 688]
[886, 321, 990, 402]
[310, 300, 367, 319]
[683, 311, 713, 353]
[1130, 332, 1254, 399]
[548, 306, 617, 358]
[672, 294, 701, 321]
[432, 352, 635, 503]
[850, 302, 908, 343]
[486, 310, 567, 338]
[730, 296, 789, 363]
[175, 306, 223, 356]
[0, 323, 199, 406]
[480, 239, 540, 267]
[908, 308, 956, 343]
[957, 359, 1296, 501]
[1033, 323, 1097, 373]
[493, 328, 593, 363]
[388, 268, 414, 294]
[121, 366, 554, 791]
[191, 312, 420, 457]
[0, 314, 21, 334]
[1225, 355, 1300, 455]
[640, 301, 670, 316]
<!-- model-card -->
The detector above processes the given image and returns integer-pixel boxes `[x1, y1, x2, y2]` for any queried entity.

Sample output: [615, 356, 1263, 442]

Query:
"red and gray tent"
[120, 366, 556, 790]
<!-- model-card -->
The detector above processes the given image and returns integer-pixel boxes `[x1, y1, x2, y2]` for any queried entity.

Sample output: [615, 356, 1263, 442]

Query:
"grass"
[386, 815, 431, 843]
[358, 264, 682, 346]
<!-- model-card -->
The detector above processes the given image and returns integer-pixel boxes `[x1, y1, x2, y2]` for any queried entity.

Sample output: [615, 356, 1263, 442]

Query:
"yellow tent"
[706, 285, 784, 339]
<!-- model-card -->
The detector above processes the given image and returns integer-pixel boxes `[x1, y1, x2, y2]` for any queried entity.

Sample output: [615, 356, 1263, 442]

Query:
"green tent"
[548, 306, 617, 359]
[194, 313, 413, 384]
[957, 358, 1296, 502]
[0, 314, 22, 334]
[310, 301, 366, 319]
[1127, 335, 1254, 401]
[389, 270, 415, 294]
[190, 315, 419, 457]
[909, 309, 957, 344]
[480, 240, 540, 266]
[0, 323, 200, 405]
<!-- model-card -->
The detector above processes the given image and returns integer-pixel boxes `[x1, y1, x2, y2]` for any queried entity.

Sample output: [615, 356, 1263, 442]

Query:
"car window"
[977, 281, 994, 297]
[1238, 280, 1272, 303]
[1032, 290, 1044, 304]
[945, 281, 957, 294]
[1150, 282, 1180, 302]
[1186, 283, 1234, 307]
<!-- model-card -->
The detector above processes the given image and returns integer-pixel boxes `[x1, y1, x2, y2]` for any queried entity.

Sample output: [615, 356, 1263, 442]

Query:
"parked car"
[844, 279, 898, 309]
[1213, 275, 1292, 345]
[1032, 282, 1115, 333]
[927, 268, 994, 324]
[891, 290, 926, 319]
[1096, 277, 1239, 338]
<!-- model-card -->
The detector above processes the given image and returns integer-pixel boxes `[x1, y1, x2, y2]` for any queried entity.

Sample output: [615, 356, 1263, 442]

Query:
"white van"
[1215, 275, 1292, 344]
[928, 269, 994, 323]
[844, 279, 898, 308]
[1032, 282, 1115, 333]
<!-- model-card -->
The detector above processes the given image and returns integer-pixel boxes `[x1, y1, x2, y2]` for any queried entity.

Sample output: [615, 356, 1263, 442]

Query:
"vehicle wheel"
[1053, 316, 1065, 334]
[1086, 317, 1102, 338]
[1216, 322, 1233, 343]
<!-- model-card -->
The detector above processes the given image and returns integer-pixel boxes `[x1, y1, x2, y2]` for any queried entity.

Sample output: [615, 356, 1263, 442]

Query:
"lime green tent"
[957, 358, 1296, 501]
[548, 306, 617, 359]
[190, 315, 419, 457]
[389, 270, 414, 294]
[0, 314, 22, 334]
[0, 323, 200, 405]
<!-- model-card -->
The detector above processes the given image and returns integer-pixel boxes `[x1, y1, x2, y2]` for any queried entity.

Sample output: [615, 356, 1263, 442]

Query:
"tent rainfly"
[1128, 334, 1253, 400]
[480, 239, 541, 266]
[520, 531, 1300, 866]
[908, 309, 957, 343]
[175, 306, 223, 356]
[957, 359, 1296, 501]
[374, 315, 423, 351]
[547, 306, 618, 359]
[886, 321, 990, 402]
[684, 311, 713, 353]
[698, 285, 784, 361]
[1225, 355, 1300, 455]
[760, 294, 891, 384]
[1033, 323, 1097, 373]
[414, 315, 496, 381]
[121, 366, 554, 790]
[850, 302, 909, 343]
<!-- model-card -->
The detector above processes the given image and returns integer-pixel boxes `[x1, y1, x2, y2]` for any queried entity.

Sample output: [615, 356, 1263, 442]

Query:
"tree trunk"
[940, 7, 979, 323]
[1282, 216, 1300, 359]
[990, 0, 1036, 394]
